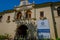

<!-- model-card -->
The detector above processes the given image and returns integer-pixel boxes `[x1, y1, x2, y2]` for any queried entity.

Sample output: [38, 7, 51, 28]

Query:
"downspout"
[50, 3, 58, 38]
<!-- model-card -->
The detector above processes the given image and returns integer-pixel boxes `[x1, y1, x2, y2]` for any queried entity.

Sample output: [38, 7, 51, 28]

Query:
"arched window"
[25, 10, 32, 19]
[16, 11, 22, 19]
[57, 7, 60, 16]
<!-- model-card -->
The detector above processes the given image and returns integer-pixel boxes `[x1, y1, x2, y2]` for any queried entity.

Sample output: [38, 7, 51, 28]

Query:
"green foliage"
[38, 38, 54, 40]
[0, 34, 11, 40]
[56, 38, 60, 40]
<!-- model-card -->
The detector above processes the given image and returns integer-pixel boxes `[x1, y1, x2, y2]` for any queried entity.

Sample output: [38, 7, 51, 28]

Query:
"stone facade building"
[0, 0, 60, 40]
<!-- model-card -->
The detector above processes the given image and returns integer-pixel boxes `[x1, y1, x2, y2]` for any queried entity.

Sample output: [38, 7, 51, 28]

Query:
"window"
[40, 11, 44, 17]
[29, 14, 31, 18]
[0, 15, 3, 22]
[6, 16, 10, 23]
[57, 7, 60, 16]
[26, 13, 28, 18]
[25, 10, 32, 19]
[16, 11, 22, 19]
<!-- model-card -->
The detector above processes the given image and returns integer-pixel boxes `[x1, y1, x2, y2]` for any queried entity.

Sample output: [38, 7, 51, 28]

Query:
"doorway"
[14, 25, 28, 40]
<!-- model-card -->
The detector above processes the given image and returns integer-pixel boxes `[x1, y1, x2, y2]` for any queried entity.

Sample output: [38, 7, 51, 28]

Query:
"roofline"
[34, 1, 60, 5]
[14, 4, 33, 8]
[14, 2, 60, 8]
[33, 2, 60, 8]
[0, 2, 60, 13]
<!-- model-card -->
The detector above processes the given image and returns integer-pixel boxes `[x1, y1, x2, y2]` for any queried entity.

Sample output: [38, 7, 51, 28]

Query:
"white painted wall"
[0, 6, 58, 39]
[0, 12, 17, 38]
[54, 6, 60, 38]
[36, 6, 55, 39]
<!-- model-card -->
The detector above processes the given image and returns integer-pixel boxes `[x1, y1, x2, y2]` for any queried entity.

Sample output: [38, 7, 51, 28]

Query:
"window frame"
[40, 11, 44, 17]
[57, 7, 60, 16]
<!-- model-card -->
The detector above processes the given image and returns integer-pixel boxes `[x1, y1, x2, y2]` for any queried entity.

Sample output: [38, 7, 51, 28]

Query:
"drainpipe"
[50, 3, 58, 38]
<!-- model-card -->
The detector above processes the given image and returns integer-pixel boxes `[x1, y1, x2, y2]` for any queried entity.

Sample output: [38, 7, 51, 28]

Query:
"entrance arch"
[15, 24, 28, 38]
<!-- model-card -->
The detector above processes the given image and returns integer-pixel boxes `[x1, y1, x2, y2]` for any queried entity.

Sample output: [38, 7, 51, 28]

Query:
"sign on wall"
[37, 19, 50, 29]
[37, 19, 50, 39]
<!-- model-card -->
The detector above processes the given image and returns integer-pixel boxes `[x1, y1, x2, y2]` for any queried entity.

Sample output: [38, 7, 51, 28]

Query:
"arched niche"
[16, 11, 22, 19]
[25, 10, 32, 19]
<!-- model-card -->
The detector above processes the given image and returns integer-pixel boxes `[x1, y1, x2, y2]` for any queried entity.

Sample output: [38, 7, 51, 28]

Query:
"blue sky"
[0, 0, 60, 12]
